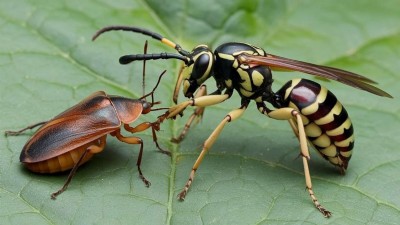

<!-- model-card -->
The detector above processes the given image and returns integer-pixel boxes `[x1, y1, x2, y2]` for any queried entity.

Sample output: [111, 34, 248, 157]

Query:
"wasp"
[5, 42, 170, 199]
[92, 26, 392, 217]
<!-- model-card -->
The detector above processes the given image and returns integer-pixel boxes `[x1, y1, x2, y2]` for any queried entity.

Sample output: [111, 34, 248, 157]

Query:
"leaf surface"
[1, 0, 399, 224]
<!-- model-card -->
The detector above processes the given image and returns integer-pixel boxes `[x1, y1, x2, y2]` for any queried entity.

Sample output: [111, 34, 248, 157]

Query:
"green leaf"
[1, 0, 399, 224]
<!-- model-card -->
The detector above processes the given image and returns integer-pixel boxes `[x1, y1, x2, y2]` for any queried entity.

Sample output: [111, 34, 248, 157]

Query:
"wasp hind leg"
[264, 107, 332, 218]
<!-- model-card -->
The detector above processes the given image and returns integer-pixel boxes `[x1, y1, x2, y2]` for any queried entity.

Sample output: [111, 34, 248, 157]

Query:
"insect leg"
[288, 119, 299, 138]
[5, 121, 47, 136]
[167, 94, 229, 119]
[266, 108, 331, 218]
[286, 118, 312, 165]
[173, 62, 186, 104]
[171, 84, 207, 143]
[112, 129, 151, 187]
[51, 135, 106, 199]
[178, 105, 247, 200]
[124, 121, 170, 156]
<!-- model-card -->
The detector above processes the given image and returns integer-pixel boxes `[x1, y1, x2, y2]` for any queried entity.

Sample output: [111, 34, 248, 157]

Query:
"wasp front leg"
[173, 62, 186, 105]
[258, 103, 331, 218]
[167, 93, 229, 119]
[171, 85, 207, 143]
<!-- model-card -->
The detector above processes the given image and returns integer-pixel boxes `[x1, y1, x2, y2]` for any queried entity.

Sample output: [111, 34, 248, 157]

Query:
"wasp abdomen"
[279, 78, 354, 172]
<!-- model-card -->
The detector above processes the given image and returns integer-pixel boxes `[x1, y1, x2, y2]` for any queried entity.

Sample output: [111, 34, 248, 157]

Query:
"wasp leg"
[288, 118, 307, 161]
[112, 129, 151, 187]
[51, 135, 106, 199]
[173, 62, 185, 104]
[288, 119, 300, 139]
[178, 105, 247, 200]
[171, 85, 207, 143]
[266, 107, 331, 218]
[167, 94, 229, 119]
[5, 121, 47, 136]
[124, 119, 170, 156]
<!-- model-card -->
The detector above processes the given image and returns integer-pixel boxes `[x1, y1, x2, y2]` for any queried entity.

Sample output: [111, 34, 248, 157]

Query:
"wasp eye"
[191, 53, 211, 79]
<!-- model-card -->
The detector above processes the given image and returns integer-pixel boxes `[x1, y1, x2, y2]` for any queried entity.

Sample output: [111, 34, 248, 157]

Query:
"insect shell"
[6, 71, 169, 199]
[19, 91, 152, 173]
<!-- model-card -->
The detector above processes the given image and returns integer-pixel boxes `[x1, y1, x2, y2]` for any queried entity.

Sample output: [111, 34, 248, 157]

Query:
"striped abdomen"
[276, 78, 354, 172]
[22, 136, 106, 173]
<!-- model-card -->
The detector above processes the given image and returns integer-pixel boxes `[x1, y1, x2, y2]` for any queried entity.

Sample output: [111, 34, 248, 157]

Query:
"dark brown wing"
[21, 92, 121, 163]
[238, 53, 392, 98]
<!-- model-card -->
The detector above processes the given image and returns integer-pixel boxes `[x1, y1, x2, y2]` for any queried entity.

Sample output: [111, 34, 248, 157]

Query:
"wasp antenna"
[119, 53, 190, 65]
[92, 25, 190, 56]
[92, 25, 164, 42]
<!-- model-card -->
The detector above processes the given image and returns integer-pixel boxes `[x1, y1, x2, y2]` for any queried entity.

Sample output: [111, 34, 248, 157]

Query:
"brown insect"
[5, 42, 170, 199]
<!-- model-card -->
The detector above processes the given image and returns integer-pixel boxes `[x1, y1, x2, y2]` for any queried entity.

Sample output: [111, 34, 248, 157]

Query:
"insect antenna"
[92, 25, 191, 68]
[119, 53, 190, 65]
[92, 25, 189, 55]
[151, 107, 170, 112]
[92, 25, 191, 60]
[140, 70, 167, 106]
[142, 40, 148, 99]
[136, 40, 167, 105]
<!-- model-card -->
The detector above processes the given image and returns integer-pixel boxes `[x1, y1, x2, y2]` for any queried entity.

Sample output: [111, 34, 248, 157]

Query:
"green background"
[1, 0, 399, 224]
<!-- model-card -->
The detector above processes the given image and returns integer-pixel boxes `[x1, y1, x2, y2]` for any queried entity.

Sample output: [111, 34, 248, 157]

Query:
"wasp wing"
[238, 53, 392, 98]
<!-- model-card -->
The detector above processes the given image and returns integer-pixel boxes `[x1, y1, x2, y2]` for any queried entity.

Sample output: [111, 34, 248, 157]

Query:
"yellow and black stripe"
[277, 78, 354, 172]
